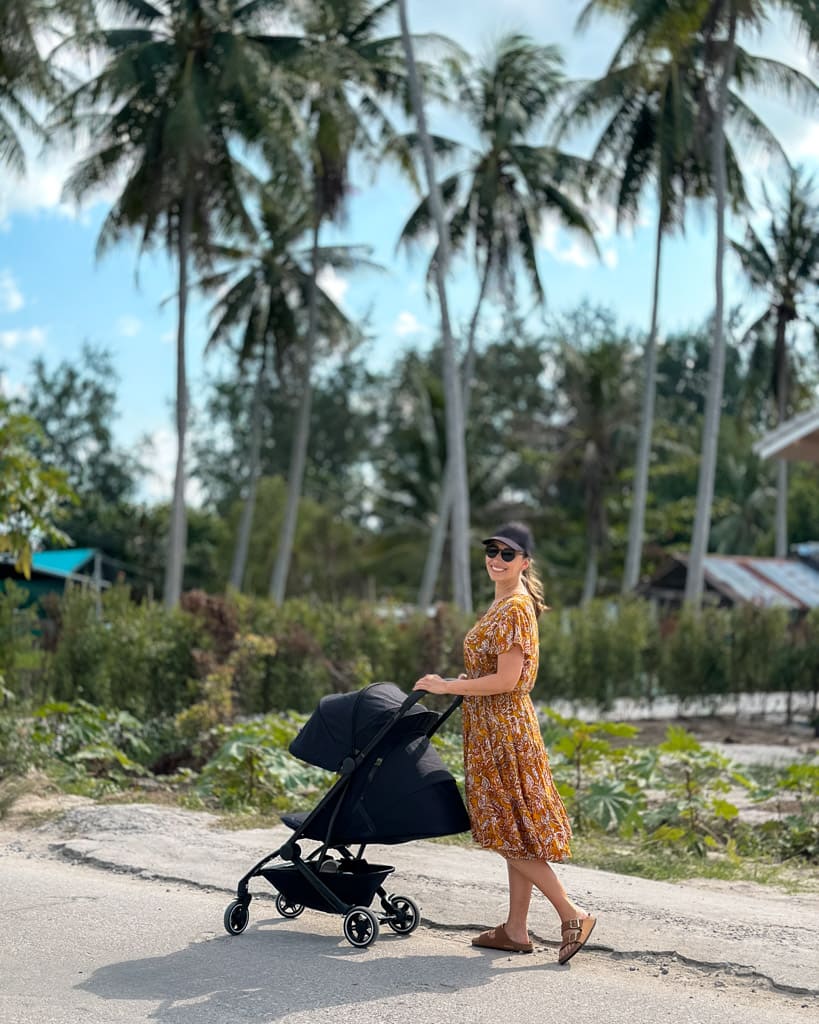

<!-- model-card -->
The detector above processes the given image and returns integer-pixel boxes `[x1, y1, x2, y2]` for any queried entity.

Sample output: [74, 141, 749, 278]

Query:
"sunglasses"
[484, 544, 521, 562]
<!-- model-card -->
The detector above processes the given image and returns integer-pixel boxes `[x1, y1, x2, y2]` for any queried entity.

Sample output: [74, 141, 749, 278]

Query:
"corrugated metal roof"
[703, 555, 819, 610]
[750, 559, 819, 607]
[31, 548, 96, 578]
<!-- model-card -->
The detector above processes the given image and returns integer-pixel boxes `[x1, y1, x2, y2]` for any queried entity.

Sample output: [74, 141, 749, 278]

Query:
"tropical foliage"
[1, 0, 819, 614]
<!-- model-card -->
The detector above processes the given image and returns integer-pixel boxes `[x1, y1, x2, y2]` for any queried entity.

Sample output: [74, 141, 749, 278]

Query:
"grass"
[568, 832, 819, 892]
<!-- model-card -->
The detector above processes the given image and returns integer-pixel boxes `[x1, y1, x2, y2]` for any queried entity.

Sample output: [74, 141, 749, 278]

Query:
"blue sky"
[0, 0, 816, 504]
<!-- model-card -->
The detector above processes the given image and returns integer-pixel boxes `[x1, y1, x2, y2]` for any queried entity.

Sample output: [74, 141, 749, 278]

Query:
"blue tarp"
[31, 549, 96, 578]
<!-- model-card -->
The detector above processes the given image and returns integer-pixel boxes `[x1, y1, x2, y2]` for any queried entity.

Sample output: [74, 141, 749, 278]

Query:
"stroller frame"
[223, 688, 463, 947]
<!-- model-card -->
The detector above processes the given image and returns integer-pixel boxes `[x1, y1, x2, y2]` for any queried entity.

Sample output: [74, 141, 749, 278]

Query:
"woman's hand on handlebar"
[413, 673, 451, 694]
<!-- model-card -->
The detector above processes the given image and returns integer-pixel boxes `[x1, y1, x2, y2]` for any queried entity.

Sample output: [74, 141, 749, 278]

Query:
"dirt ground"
[631, 714, 818, 751]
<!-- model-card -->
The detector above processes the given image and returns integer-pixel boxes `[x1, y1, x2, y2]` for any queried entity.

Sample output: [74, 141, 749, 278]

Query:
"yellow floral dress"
[462, 593, 572, 861]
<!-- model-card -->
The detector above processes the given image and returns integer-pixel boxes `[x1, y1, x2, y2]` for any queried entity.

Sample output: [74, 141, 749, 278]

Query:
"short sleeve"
[491, 598, 535, 658]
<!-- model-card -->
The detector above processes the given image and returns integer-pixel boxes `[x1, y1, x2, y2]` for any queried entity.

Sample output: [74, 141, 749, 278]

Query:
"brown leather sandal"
[472, 924, 534, 954]
[558, 915, 597, 964]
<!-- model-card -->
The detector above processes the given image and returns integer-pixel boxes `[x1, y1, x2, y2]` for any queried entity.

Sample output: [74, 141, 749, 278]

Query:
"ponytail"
[522, 558, 549, 618]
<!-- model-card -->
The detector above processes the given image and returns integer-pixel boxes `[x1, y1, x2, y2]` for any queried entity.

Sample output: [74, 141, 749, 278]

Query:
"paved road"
[1, 803, 817, 1024]
[2, 851, 814, 1024]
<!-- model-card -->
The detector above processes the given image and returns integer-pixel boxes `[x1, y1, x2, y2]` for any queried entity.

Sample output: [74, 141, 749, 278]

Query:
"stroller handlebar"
[404, 687, 463, 737]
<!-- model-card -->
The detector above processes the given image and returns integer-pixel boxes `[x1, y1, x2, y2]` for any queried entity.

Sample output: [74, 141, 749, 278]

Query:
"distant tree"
[58, 0, 298, 607]
[399, 33, 597, 606]
[562, 39, 773, 592]
[731, 167, 819, 556]
[0, 397, 75, 574]
[0, 0, 95, 173]
[577, 0, 819, 606]
[191, 356, 380, 523]
[266, 0, 429, 603]
[397, 0, 471, 611]
[200, 177, 374, 591]
[546, 306, 638, 603]
[22, 344, 141, 505]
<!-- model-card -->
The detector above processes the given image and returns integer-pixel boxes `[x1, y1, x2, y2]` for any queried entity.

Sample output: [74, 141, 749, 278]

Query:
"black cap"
[482, 522, 534, 555]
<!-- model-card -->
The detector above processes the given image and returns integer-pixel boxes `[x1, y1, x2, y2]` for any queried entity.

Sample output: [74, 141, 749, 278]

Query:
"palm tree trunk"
[623, 214, 664, 593]
[417, 258, 491, 608]
[685, 11, 738, 607]
[398, 0, 472, 614]
[582, 537, 599, 605]
[163, 191, 193, 609]
[269, 216, 320, 603]
[774, 313, 788, 558]
[229, 353, 266, 592]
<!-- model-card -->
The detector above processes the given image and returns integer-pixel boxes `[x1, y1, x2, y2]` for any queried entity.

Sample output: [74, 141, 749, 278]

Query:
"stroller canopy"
[289, 681, 439, 772]
[286, 683, 470, 845]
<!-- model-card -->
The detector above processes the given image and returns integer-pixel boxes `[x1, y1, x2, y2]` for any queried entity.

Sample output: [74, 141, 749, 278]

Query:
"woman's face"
[484, 542, 529, 582]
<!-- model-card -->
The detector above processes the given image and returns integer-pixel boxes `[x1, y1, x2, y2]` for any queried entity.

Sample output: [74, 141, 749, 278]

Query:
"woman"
[414, 522, 596, 964]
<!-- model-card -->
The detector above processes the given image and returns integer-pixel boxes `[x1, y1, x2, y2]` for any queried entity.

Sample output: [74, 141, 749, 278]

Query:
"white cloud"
[117, 315, 142, 338]
[394, 311, 426, 337]
[539, 216, 587, 267]
[317, 265, 349, 307]
[0, 371, 28, 400]
[161, 329, 175, 344]
[539, 202, 628, 269]
[0, 270, 24, 312]
[0, 126, 125, 228]
[0, 326, 47, 350]
[791, 121, 819, 161]
[602, 247, 619, 269]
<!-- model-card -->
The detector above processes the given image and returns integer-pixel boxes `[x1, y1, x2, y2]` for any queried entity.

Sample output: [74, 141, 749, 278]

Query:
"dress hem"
[473, 839, 573, 863]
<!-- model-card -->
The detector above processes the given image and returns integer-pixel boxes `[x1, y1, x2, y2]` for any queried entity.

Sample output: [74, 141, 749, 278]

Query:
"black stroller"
[222, 682, 470, 947]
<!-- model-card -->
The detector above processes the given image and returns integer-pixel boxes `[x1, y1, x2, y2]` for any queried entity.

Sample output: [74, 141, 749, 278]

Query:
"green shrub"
[657, 606, 730, 708]
[535, 599, 655, 709]
[0, 581, 45, 701]
[46, 585, 200, 717]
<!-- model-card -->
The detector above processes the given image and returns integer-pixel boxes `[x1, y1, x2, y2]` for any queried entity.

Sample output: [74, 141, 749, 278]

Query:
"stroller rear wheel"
[275, 893, 305, 918]
[385, 894, 420, 935]
[343, 907, 379, 948]
[224, 899, 250, 935]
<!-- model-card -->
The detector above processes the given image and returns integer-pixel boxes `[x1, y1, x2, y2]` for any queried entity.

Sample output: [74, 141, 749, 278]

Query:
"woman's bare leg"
[506, 857, 590, 924]
[503, 861, 533, 945]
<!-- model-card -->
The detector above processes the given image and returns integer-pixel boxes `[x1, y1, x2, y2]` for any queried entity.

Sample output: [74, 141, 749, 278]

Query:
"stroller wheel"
[275, 893, 305, 919]
[343, 907, 380, 948]
[385, 895, 420, 935]
[224, 899, 249, 935]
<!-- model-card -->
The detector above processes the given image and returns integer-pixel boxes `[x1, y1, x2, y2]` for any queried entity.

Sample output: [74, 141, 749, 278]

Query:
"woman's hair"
[522, 558, 549, 618]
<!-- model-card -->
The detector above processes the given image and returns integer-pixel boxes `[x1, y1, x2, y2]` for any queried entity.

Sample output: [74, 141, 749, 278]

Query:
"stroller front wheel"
[275, 893, 305, 918]
[224, 899, 249, 935]
[385, 895, 420, 935]
[343, 907, 380, 948]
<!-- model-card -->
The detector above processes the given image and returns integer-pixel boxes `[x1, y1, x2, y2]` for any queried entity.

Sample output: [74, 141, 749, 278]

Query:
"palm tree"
[398, 33, 598, 608]
[396, 0, 472, 610]
[578, 0, 819, 605]
[0, 0, 79, 172]
[57, 0, 297, 607]
[561, 38, 787, 592]
[687, 1, 818, 603]
[267, 0, 432, 603]
[731, 167, 819, 557]
[550, 319, 637, 603]
[201, 177, 374, 592]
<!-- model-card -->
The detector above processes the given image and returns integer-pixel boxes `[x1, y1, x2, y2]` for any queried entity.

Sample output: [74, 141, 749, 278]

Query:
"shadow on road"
[77, 914, 562, 1022]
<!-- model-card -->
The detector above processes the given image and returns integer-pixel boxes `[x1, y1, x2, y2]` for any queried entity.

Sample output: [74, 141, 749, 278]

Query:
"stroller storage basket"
[261, 861, 395, 913]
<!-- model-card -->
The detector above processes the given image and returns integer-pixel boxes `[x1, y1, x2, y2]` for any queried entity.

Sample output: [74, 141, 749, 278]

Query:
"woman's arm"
[413, 646, 524, 696]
